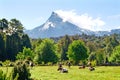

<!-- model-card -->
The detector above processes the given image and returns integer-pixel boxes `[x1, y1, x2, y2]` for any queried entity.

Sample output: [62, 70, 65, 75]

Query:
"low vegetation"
[0, 66, 120, 80]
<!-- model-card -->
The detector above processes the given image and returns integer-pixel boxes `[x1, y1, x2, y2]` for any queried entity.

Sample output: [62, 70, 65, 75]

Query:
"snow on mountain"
[25, 11, 120, 38]
[25, 12, 95, 38]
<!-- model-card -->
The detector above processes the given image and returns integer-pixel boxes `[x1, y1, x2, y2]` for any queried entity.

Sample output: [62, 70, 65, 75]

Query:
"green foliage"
[2, 60, 11, 67]
[88, 52, 96, 61]
[0, 69, 6, 80]
[86, 41, 96, 53]
[0, 18, 8, 29]
[88, 49, 106, 65]
[31, 39, 42, 50]
[105, 34, 119, 58]
[16, 47, 34, 60]
[21, 34, 31, 48]
[9, 18, 24, 33]
[1, 18, 120, 65]
[95, 49, 105, 65]
[0, 68, 11, 80]
[57, 35, 71, 61]
[0, 18, 31, 61]
[10, 61, 31, 80]
[90, 60, 97, 67]
[5, 34, 22, 60]
[67, 40, 88, 64]
[0, 33, 5, 61]
[109, 45, 120, 63]
[34, 39, 58, 64]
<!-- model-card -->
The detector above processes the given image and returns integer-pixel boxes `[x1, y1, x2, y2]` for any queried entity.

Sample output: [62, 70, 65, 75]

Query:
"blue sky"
[0, 0, 120, 31]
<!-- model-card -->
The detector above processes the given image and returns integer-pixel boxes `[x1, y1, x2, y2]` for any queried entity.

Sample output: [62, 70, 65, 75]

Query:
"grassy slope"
[0, 66, 120, 80]
[30, 66, 120, 80]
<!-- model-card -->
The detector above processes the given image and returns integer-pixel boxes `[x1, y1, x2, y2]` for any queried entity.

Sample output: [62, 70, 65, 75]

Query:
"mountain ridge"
[25, 12, 120, 38]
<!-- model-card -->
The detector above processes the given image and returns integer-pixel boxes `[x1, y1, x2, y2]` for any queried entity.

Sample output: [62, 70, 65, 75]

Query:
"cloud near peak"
[55, 10, 105, 31]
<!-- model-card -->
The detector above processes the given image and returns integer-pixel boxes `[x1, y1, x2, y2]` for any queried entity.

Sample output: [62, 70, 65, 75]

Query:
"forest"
[0, 18, 120, 80]
[0, 18, 120, 65]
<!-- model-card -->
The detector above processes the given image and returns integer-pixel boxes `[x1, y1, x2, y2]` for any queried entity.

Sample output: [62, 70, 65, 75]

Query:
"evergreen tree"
[21, 34, 31, 48]
[0, 18, 8, 29]
[57, 35, 71, 61]
[0, 33, 5, 61]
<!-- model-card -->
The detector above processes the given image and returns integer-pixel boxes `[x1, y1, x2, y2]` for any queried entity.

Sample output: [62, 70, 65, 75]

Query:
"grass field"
[30, 66, 120, 80]
[0, 66, 120, 80]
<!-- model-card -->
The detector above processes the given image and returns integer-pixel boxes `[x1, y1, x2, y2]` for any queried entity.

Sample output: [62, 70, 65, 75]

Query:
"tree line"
[31, 34, 120, 65]
[0, 18, 120, 65]
[0, 18, 31, 61]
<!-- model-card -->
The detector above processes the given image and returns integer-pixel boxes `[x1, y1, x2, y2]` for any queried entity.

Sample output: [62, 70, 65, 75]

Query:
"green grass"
[1, 66, 120, 80]
[30, 66, 120, 80]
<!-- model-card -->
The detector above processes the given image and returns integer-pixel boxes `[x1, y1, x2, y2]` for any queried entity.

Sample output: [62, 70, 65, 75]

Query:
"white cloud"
[55, 10, 105, 31]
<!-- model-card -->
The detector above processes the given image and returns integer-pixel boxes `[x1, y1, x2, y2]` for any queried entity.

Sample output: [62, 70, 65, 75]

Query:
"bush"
[0, 69, 9, 80]
[2, 60, 11, 67]
[10, 61, 31, 80]
[47, 62, 53, 66]
[91, 60, 97, 67]
[0, 70, 5, 80]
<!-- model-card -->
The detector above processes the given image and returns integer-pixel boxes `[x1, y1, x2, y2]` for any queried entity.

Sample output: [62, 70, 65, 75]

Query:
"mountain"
[25, 12, 120, 38]
[25, 12, 95, 38]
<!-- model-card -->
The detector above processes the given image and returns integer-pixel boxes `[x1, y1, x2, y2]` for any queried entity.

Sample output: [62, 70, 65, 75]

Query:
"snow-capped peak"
[42, 21, 55, 30]
[25, 11, 118, 38]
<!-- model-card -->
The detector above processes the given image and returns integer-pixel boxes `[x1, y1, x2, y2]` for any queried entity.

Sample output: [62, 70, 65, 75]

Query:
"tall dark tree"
[0, 18, 8, 29]
[0, 33, 5, 61]
[57, 35, 71, 61]
[0, 18, 31, 61]
[21, 34, 31, 48]
[5, 33, 21, 60]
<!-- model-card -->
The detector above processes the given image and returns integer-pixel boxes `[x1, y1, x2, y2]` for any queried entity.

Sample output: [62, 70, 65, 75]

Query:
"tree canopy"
[16, 47, 34, 60]
[109, 45, 120, 63]
[67, 40, 88, 64]
[0, 18, 31, 61]
[34, 39, 58, 64]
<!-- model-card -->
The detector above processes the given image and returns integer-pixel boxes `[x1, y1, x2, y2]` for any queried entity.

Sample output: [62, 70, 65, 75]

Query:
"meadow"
[0, 66, 120, 80]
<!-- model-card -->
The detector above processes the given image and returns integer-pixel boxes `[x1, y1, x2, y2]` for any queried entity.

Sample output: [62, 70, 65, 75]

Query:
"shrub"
[0, 69, 9, 80]
[91, 60, 97, 67]
[2, 60, 11, 67]
[47, 62, 53, 66]
[10, 61, 31, 80]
